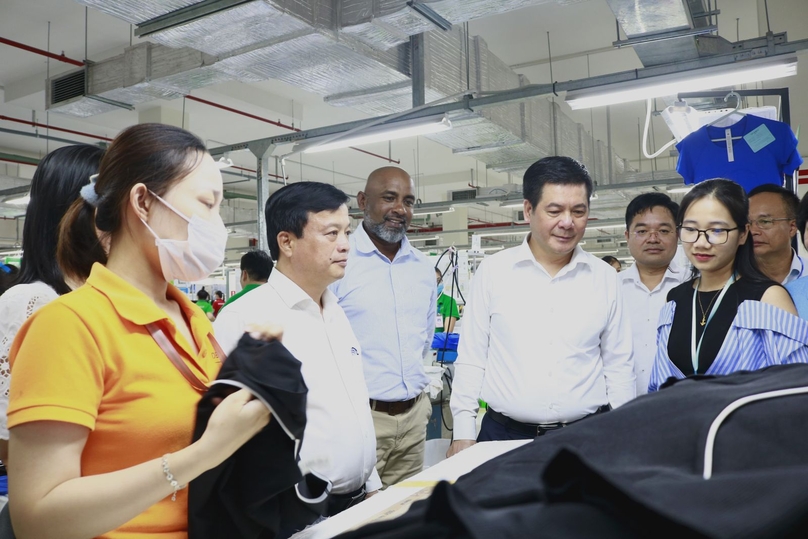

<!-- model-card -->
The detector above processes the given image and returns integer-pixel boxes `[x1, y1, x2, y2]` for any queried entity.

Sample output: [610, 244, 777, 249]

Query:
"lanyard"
[690, 274, 735, 374]
[146, 323, 227, 393]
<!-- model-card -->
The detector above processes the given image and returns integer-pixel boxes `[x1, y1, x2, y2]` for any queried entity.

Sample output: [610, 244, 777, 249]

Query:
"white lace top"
[0, 281, 59, 439]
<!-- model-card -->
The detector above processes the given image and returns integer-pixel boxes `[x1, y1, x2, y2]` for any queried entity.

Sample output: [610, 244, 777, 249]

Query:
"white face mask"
[141, 191, 227, 282]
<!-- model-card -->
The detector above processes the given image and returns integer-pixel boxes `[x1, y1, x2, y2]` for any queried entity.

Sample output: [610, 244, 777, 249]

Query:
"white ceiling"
[1, 0, 807, 253]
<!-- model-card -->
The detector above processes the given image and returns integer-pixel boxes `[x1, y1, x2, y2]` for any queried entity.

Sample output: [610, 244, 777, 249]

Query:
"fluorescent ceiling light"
[302, 114, 452, 154]
[412, 206, 454, 217]
[501, 201, 524, 209]
[475, 229, 530, 238]
[409, 235, 440, 242]
[4, 194, 30, 206]
[587, 223, 625, 229]
[566, 56, 798, 110]
[667, 185, 693, 194]
[481, 246, 504, 252]
[589, 250, 619, 255]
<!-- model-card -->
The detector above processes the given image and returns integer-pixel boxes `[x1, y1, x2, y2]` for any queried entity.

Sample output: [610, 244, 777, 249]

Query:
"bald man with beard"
[331, 167, 437, 489]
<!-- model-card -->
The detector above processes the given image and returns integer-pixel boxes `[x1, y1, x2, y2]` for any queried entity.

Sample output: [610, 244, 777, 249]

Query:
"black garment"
[339, 364, 808, 539]
[189, 335, 329, 539]
[327, 486, 367, 517]
[667, 278, 775, 374]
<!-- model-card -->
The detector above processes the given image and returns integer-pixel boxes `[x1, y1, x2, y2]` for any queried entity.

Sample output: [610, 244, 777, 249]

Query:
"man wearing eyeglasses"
[748, 184, 808, 285]
[620, 193, 687, 395]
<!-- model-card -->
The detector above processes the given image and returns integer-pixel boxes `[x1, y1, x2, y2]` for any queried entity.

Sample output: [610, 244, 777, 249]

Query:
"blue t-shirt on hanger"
[676, 115, 802, 192]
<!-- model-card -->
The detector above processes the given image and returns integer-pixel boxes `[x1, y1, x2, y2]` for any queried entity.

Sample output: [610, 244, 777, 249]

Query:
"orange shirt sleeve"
[8, 301, 104, 431]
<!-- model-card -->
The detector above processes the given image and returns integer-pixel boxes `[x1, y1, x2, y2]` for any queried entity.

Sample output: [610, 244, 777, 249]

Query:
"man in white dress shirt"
[619, 193, 687, 395]
[447, 156, 636, 457]
[748, 184, 808, 285]
[331, 167, 436, 489]
[214, 181, 381, 517]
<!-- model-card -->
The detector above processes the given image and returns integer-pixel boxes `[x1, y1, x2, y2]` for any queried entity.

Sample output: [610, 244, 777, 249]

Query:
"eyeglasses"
[678, 226, 740, 245]
[749, 217, 793, 230]
[631, 228, 675, 240]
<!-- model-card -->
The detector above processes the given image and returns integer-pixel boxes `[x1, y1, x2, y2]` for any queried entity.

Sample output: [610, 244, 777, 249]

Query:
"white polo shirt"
[619, 262, 688, 395]
[214, 270, 381, 493]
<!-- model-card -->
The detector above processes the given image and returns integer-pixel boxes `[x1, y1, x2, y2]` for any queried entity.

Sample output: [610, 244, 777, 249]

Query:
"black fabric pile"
[189, 335, 329, 539]
[339, 364, 808, 539]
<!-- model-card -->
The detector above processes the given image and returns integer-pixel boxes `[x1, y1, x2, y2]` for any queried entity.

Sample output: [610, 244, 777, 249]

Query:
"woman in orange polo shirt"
[7, 123, 271, 539]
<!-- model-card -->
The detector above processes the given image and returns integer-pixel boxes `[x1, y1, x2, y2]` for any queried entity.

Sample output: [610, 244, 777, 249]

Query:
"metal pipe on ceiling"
[0, 153, 39, 167]
[0, 115, 112, 142]
[0, 36, 85, 67]
[185, 95, 400, 165]
[0, 126, 95, 147]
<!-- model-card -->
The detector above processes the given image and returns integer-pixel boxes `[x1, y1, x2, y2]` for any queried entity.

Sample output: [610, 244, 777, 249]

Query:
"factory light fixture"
[475, 229, 530, 238]
[565, 56, 798, 110]
[500, 200, 525, 209]
[589, 250, 619, 255]
[412, 206, 454, 217]
[586, 223, 625, 230]
[408, 235, 440, 242]
[3, 194, 30, 206]
[301, 114, 452, 154]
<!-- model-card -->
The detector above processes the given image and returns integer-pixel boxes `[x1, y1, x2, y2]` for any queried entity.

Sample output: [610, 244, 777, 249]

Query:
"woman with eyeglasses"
[648, 179, 808, 392]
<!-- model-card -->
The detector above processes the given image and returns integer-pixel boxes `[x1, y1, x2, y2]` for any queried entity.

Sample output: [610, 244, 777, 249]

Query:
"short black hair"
[240, 250, 274, 282]
[265, 182, 350, 260]
[523, 156, 593, 208]
[798, 191, 808, 244]
[197, 287, 210, 301]
[601, 255, 620, 265]
[625, 192, 680, 229]
[214, 290, 224, 299]
[748, 183, 800, 219]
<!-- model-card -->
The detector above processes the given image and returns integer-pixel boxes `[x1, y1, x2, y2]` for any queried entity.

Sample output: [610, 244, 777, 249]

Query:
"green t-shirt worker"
[195, 288, 215, 321]
[220, 249, 274, 313]
[435, 268, 460, 333]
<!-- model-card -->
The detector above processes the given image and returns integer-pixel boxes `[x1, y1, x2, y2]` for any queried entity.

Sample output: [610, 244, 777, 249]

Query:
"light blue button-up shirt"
[331, 224, 436, 401]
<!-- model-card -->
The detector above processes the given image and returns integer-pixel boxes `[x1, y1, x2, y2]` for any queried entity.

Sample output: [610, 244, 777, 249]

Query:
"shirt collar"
[788, 249, 804, 279]
[353, 221, 418, 260]
[268, 269, 338, 312]
[622, 260, 685, 291]
[85, 262, 202, 326]
[512, 236, 590, 276]
[623, 259, 684, 283]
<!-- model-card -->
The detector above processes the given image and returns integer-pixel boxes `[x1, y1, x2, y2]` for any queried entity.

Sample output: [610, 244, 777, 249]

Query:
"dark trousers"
[477, 413, 535, 442]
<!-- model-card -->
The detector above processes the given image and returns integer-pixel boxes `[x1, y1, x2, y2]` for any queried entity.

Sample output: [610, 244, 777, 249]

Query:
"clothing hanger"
[709, 91, 746, 142]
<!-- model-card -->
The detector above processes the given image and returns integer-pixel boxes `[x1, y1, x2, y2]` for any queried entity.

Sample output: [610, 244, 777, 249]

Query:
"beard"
[363, 213, 407, 244]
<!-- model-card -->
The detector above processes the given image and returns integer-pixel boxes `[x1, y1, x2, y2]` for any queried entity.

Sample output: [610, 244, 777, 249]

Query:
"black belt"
[369, 396, 417, 416]
[487, 405, 611, 437]
[327, 485, 366, 516]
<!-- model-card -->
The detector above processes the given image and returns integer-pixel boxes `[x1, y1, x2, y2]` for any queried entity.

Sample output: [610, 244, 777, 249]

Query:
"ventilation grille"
[51, 69, 86, 104]
[450, 188, 477, 201]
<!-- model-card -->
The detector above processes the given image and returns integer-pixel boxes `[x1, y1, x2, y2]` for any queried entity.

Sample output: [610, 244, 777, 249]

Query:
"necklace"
[696, 284, 721, 326]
